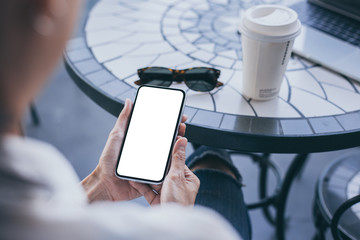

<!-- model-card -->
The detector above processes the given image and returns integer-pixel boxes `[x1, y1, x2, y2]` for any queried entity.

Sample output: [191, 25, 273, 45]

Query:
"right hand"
[130, 137, 200, 206]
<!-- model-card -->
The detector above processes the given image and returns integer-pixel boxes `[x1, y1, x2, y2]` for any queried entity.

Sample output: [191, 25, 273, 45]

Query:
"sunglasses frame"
[135, 67, 223, 91]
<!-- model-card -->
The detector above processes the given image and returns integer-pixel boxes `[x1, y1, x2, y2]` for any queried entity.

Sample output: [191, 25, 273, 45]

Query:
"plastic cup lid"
[239, 5, 301, 42]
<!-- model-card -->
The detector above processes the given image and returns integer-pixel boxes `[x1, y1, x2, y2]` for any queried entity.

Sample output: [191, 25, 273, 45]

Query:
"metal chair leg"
[296, 156, 309, 180]
[312, 231, 326, 240]
[276, 154, 309, 240]
[259, 153, 277, 225]
[228, 152, 282, 217]
[313, 201, 327, 240]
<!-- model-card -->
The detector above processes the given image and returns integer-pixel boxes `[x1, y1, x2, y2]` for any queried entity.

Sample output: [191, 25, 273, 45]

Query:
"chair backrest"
[316, 154, 360, 239]
[331, 195, 360, 240]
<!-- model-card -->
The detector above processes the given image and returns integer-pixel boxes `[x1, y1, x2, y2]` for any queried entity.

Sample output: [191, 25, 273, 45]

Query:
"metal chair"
[313, 154, 360, 240]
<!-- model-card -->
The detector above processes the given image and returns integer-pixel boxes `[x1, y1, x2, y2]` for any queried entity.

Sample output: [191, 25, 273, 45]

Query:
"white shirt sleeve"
[0, 137, 242, 240]
[83, 202, 242, 240]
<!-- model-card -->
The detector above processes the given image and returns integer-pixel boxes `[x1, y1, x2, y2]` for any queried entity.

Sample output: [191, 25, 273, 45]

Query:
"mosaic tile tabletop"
[65, 0, 360, 151]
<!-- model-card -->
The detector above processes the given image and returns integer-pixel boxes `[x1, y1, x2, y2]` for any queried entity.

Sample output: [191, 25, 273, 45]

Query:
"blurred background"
[24, 0, 360, 239]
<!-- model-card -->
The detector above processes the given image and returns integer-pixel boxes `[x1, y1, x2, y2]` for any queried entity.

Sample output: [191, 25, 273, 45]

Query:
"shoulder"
[2, 136, 66, 162]
[1, 137, 76, 178]
[0, 136, 83, 200]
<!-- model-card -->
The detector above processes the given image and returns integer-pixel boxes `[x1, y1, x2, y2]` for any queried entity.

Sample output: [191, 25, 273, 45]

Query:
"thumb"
[114, 98, 133, 131]
[169, 137, 188, 173]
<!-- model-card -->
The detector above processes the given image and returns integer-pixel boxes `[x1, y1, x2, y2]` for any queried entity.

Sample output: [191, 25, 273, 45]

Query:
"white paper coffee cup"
[239, 5, 301, 100]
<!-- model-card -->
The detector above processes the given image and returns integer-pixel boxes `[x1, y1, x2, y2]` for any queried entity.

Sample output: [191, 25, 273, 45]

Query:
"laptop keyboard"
[291, 2, 360, 47]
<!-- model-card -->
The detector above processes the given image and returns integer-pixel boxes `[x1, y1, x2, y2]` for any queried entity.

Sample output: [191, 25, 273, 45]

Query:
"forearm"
[81, 167, 110, 203]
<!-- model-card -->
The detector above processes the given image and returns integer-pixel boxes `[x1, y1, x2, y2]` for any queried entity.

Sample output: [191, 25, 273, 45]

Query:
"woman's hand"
[130, 137, 200, 206]
[81, 99, 187, 203]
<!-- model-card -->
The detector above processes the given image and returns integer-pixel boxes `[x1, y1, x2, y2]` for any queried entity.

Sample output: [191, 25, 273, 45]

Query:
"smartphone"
[115, 85, 186, 184]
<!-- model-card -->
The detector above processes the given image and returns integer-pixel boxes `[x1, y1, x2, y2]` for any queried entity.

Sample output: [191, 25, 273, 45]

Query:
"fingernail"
[178, 137, 187, 150]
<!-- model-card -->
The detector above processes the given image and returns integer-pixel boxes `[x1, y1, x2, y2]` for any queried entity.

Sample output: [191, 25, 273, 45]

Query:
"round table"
[64, 0, 360, 239]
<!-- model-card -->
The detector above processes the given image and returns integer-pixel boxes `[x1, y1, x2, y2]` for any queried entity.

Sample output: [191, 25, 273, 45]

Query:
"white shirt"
[0, 137, 241, 240]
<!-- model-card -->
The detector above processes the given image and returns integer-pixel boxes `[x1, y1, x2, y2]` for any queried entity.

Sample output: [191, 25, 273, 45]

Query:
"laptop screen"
[310, 0, 360, 20]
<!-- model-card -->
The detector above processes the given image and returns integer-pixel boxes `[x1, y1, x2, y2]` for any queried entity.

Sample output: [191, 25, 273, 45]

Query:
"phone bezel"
[115, 85, 186, 185]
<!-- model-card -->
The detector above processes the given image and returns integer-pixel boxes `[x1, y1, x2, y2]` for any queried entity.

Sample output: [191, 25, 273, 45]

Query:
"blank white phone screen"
[117, 86, 184, 182]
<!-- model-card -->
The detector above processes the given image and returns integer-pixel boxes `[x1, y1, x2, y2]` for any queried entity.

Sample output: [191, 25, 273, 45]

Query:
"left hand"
[81, 98, 187, 202]
[130, 137, 200, 206]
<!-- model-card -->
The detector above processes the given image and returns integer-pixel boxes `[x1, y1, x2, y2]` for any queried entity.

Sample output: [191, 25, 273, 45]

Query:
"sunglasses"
[134, 67, 223, 92]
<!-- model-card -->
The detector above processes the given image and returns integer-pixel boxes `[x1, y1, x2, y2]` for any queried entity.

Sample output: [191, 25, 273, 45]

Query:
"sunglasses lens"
[140, 67, 172, 87]
[184, 68, 218, 92]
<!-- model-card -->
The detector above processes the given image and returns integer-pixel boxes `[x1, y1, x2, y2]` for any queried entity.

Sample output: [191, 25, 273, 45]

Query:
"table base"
[226, 150, 309, 240]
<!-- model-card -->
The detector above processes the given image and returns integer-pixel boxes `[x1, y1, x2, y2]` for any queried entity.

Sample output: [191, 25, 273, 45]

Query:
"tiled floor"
[25, 1, 360, 239]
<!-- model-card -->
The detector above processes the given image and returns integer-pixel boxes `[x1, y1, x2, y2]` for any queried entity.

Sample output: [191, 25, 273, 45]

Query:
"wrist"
[81, 166, 111, 203]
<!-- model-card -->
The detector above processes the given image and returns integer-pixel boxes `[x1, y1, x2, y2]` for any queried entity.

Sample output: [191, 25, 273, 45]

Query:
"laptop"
[290, 0, 360, 82]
